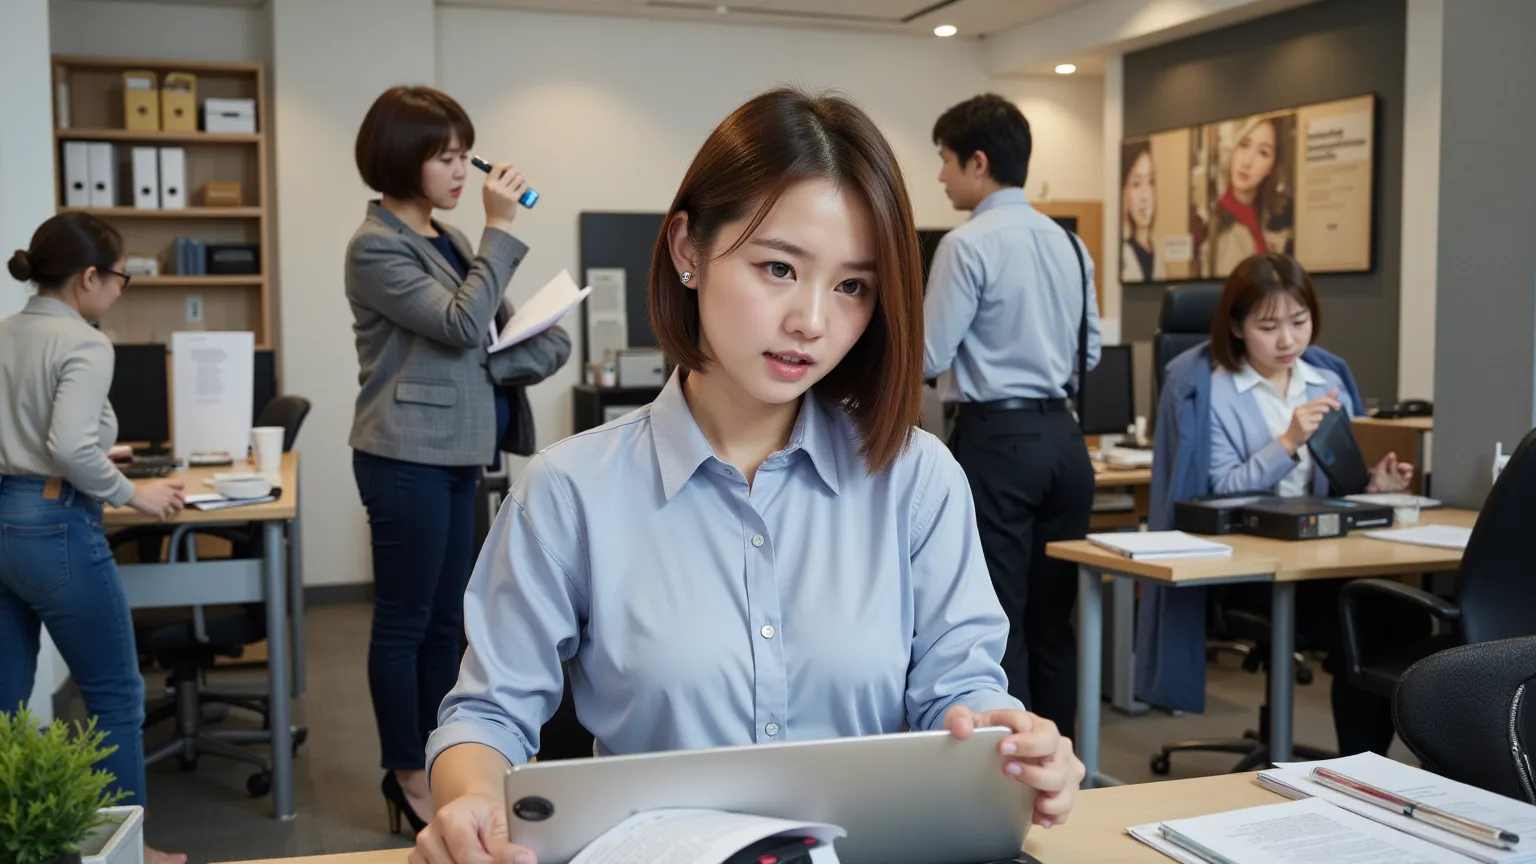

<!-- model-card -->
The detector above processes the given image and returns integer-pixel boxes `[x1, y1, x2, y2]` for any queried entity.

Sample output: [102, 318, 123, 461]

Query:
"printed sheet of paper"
[569, 808, 844, 864]
[1152, 797, 1476, 864]
[171, 331, 253, 461]
[491, 269, 592, 353]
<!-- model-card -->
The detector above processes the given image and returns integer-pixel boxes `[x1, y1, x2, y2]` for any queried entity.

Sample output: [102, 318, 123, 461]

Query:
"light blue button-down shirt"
[923, 188, 1102, 403]
[426, 371, 1022, 772]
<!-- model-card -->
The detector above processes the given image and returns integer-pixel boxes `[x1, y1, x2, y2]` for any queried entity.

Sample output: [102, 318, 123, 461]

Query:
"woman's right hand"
[1280, 388, 1342, 455]
[129, 480, 186, 522]
[412, 792, 536, 864]
[482, 163, 528, 234]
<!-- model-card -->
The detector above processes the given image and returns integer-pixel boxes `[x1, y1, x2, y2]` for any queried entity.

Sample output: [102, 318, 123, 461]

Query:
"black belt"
[948, 397, 1070, 418]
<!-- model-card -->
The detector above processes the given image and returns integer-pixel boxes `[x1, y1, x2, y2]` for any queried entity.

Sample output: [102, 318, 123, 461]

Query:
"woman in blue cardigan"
[1138, 253, 1414, 757]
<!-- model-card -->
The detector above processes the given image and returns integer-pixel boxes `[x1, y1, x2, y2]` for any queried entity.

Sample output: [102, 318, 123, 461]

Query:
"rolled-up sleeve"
[48, 338, 136, 508]
[426, 456, 587, 777]
[904, 454, 1024, 730]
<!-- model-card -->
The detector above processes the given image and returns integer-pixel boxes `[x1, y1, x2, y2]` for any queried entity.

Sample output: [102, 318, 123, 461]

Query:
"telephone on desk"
[1370, 399, 1433, 419]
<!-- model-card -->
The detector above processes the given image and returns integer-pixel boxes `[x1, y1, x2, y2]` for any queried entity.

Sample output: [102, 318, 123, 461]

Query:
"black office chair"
[1341, 425, 1536, 704]
[1394, 637, 1536, 803]
[1149, 285, 1323, 775]
[126, 396, 312, 797]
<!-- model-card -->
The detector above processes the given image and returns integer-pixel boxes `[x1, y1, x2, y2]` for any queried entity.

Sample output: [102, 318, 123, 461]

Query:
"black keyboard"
[123, 464, 173, 479]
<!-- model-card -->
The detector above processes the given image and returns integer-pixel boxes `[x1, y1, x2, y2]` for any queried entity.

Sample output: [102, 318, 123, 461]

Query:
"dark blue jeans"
[353, 451, 478, 771]
[0, 477, 147, 806]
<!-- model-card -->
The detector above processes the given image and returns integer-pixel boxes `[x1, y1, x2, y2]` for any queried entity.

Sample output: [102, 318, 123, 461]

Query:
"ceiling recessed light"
[1055, 63, 1077, 75]
[933, 24, 957, 37]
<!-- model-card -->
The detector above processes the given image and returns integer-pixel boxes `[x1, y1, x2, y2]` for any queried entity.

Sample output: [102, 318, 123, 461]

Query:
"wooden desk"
[105, 453, 299, 525]
[1352, 416, 1433, 495]
[1091, 463, 1152, 530]
[107, 452, 303, 820]
[1050, 507, 1476, 786]
[214, 774, 1285, 864]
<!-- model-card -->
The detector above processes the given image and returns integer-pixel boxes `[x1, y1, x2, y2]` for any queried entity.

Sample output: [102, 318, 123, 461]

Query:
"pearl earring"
[680, 271, 693, 284]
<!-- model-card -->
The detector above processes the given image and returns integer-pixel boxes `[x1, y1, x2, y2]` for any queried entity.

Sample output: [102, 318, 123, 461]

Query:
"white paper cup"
[251, 426, 284, 473]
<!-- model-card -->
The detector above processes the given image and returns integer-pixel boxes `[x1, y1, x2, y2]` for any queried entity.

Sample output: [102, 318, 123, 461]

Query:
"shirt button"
[760, 624, 775, 639]
[765, 723, 780, 737]
[751, 534, 764, 547]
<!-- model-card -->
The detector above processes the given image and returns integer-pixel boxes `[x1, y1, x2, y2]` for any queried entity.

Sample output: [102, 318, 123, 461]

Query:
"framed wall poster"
[1120, 94, 1375, 283]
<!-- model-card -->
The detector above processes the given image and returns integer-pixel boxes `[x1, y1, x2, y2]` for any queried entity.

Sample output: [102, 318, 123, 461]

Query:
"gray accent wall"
[1430, 0, 1536, 506]
[1122, 0, 1406, 404]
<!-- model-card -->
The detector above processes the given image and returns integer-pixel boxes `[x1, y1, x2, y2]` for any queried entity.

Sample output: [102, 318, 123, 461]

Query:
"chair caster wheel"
[179, 758, 197, 772]
[1150, 753, 1171, 776]
[292, 726, 309, 754]
[247, 771, 272, 798]
[1296, 666, 1314, 686]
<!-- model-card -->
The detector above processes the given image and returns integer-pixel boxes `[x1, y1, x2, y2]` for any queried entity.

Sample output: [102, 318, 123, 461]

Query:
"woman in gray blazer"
[2, 214, 188, 864]
[345, 86, 530, 834]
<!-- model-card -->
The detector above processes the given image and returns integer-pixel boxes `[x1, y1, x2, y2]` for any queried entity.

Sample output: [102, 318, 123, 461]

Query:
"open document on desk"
[1130, 797, 1478, 863]
[568, 809, 843, 864]
[1259, 753, 1536, 864]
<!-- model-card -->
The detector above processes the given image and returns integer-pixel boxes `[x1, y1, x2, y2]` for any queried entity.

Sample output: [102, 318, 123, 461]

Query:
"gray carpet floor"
[80, 601, 1410, 863]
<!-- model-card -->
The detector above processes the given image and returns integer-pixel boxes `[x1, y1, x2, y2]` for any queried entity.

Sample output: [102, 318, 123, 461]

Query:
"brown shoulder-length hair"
[355, 86, 474, 200]
[649, 87, 923, 476]
[1210, 253, 1322, 372]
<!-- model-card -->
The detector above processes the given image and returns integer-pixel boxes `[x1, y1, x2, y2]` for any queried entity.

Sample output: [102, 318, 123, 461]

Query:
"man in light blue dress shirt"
[924, 94, 1102, 737]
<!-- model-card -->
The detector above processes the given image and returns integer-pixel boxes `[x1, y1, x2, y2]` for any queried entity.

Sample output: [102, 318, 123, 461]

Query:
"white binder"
[87, 142, 116, 208]
[131, 147, 159, 210]
[63, 142, 91, 208]
[158, 147, 186, 210]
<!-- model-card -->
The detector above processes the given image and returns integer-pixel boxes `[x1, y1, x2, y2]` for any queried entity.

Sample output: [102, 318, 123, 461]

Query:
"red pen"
[1310, 766, 1521, 850]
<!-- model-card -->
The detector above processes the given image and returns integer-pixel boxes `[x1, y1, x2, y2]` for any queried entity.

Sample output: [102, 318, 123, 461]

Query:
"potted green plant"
[0, 706, 139, 864]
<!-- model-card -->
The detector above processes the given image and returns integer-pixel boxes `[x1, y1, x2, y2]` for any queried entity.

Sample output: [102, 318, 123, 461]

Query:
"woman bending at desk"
[0, 213, 187, 864]
[346, 86, 533, 832]
[1141, 252, 1415, 758]
[410, 89, 1084, 864]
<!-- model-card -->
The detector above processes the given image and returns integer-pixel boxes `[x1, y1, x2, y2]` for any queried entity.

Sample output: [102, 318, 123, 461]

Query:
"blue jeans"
[353, 451, 478, 770]
[0, 477, 147, 806]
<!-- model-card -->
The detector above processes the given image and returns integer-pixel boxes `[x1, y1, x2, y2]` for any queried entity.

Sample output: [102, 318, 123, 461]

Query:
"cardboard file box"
[123, 70, 159, 131]
[201, 181, 242, 207]
[161, 72, 197, 132]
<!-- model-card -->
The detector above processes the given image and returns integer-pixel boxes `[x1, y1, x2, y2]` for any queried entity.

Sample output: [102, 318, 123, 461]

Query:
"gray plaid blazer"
[345, 201, 528, 467]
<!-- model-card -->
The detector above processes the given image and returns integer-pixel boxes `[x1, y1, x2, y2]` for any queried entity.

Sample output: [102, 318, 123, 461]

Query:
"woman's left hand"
[1366, 452, 1415, 493]
[944, 705, 1085, 828]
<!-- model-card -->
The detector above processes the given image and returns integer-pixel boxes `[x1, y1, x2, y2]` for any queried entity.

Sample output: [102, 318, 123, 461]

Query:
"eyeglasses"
[98, 268, 133, 290]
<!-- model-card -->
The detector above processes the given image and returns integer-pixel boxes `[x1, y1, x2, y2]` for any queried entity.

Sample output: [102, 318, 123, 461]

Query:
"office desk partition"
[1049, 506, 1477, 788]
[107, 452, 303, 820]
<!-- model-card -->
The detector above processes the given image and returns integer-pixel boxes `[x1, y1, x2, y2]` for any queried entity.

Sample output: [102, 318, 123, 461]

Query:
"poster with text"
[1119, 127, 1207, 283]
[1293, 95, 1375, 272]
[1121, 93, 1375, 282]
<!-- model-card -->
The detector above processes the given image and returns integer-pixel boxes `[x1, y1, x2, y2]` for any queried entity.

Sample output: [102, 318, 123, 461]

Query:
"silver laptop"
[503, 727, 1034, 864]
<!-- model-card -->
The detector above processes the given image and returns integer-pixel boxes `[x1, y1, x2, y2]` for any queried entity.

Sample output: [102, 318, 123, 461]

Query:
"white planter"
[80, 805, 143, 864]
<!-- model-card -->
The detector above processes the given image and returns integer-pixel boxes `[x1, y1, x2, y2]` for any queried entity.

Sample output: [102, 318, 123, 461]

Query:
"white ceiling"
[438, 0, 1087, 38]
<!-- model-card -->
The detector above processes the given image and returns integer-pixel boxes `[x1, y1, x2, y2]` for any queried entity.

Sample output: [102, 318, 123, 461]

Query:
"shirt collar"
[23, 294, 84, 322]
[649, 369, 841, 501]
[972, 187, 1030, 218]
[1235, 357, 1326, 398]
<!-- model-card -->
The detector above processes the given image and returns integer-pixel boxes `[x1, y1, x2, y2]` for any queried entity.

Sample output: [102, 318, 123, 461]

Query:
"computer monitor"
[253, 349, 278, 422]
[1079, 345, 1134, 435]
[109, 343, 171, 448]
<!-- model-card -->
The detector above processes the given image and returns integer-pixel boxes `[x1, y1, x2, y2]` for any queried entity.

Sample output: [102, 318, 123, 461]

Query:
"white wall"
[989, 75, 1105, 203]
[5, 0, 66, 722]
[1398, 0, 1443, 401]
[50, 0, 269, 63]
[1, 0, 55, 319]
[270, 0, 436, 586]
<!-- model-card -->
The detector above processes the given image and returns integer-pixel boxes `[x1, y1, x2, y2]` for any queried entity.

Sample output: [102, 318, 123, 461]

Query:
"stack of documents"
[570, 808, 843, 864]
[1103, 447, 1155, 468]
[1131, 753, 1536, 863]
[1257, 753, 1536, 863]
[1087, 531, 1233, 561]
[1361, 524, 1474, 550]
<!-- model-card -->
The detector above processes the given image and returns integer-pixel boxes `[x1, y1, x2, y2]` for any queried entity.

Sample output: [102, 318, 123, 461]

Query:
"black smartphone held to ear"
[470, 154, 539, 208]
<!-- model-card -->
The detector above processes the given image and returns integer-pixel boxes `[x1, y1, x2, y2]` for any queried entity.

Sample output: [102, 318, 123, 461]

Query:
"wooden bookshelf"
[52, 54, 274, 350]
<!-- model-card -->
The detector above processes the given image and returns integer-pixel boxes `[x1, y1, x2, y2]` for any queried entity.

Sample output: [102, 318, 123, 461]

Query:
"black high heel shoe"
[382, 771, 429, 835]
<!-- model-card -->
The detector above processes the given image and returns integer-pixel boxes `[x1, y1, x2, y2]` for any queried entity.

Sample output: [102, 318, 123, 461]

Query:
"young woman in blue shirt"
[409, 88, 1085, 864]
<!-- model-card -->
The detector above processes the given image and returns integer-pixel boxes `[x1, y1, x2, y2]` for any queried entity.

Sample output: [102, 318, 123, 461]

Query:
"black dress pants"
[948, 404, 1094, 735]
